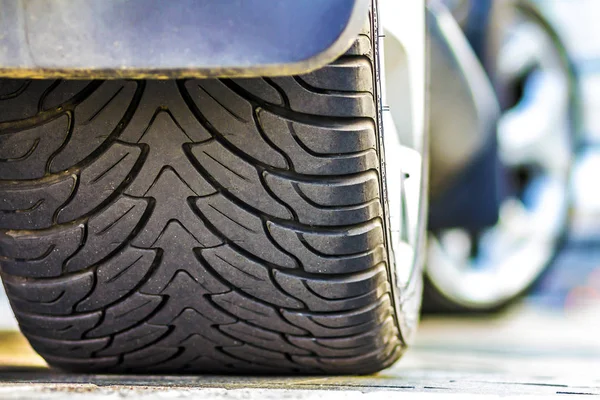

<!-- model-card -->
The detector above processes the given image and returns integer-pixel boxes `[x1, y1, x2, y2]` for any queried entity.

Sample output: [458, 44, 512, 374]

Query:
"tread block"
[4, 271, 93, 315]
[257, 109, 378, 175]
[14, 309, 102, 340]
[346, 35, 372, 57]
[212, 291, 307, 335]
[161, 308, 241, 348]
[50, 81, 138, 172]
[290, 118, 376, 156]
[220, 321, 310, 355]
[77, 246, 157, 312]
[141, 221, 226, 294]
[301, 219, 384, 255]
[65, 196, 149, 273]
[0, 224, 84, 277]
[292, 339, 400, 374]
[185, 80, 288, 168]
[288, 318, 396, 357]
[155, 308, 240, 348]
[344, 19, 372, 57]
[57, 142, 143, 223]
[0, 80, 55, 123]
[264, 171, 381, 226]
[190, 140, 291, 219]
[130, 168, 220, 248]
[231, 78, 285, 106]
[97, 323, 168, 357]
[138, 329, 243, 373]
[124, 110, 215, 196]
[44, 354, 119, 372]
[0, 177, 75, 230]
[274, 264, 389, 312]
[41, 80, 94, 111]
[128, 308, 242, 371]
[266, 221, 385, 274]
[147, 270, 232, 325]
[282, 295, 394, 338]
[195, 194, 297, 269]
[221, 343, 302, 370]
[299, 57, 374, 94]
[262, 111, 376, 155]
[269, 76, 375, 118]
[122, 345, 179, 368]
[119, 80, 212, 144]
[27, 334, 109, 359]
[201, 245, 303, 309]
[86, 292, 162, 338]
[0, 115, 70, 180]
[133, 168, 222, 248]
[291, 171, 380, 206]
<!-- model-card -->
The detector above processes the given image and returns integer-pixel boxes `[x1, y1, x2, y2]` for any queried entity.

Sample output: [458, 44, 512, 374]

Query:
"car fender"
[0, 0, 369, 79]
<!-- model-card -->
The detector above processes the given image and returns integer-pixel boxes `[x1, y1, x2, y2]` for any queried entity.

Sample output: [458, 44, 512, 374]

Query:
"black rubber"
[0, 9, 412, 374]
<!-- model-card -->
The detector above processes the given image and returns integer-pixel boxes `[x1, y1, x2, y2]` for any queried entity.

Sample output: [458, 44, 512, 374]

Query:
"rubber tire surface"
[0, 10, 414, 374]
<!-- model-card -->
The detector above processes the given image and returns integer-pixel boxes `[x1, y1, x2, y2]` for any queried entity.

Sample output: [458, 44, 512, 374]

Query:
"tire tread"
[0, 9, 406, 374]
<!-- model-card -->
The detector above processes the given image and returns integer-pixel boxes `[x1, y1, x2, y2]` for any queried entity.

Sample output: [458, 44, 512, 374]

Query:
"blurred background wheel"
[424, 0, 575, 312]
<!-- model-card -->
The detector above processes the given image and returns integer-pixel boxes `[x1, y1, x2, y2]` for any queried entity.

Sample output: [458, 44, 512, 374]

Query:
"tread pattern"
[0, 10, 407, 375]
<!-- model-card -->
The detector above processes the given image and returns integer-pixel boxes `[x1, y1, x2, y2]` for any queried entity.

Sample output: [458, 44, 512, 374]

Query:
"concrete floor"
[0, 303, 597, 399]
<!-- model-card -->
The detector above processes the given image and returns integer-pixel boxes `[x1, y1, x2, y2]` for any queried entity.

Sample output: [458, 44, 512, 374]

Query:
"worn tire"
[0, 9, 421, 375]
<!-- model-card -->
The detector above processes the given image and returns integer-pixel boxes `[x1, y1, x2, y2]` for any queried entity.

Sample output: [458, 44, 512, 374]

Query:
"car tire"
[0, 4, 425, 374]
